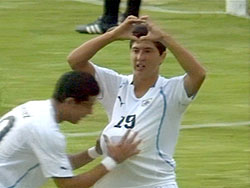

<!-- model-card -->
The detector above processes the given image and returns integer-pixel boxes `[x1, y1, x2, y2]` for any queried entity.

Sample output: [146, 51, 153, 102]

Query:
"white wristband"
[101, 157, 117, 171]
[88, 147, 101, 159]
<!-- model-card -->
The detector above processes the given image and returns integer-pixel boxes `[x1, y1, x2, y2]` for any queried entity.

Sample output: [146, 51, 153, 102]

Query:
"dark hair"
[130, 24, 167, 55]
[53, 71, 99, 103]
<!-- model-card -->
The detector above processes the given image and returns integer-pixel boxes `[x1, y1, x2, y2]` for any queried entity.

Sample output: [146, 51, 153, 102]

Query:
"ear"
[161, 51, 167, 59]
[159, 51, 167, 65]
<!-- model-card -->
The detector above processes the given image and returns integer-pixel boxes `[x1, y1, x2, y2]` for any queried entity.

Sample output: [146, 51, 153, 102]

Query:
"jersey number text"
[0, 116, 15, 141]
[114, 115, 136, 129]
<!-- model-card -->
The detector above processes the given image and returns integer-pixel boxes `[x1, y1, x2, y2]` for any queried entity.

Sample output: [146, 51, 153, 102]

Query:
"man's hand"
[104, 130, 141, 163]
[108, 16, 145, 41]
[139, 16, 167, 47]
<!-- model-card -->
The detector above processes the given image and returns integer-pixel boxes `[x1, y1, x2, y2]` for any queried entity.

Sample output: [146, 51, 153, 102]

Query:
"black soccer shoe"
[75, 17, 117, 34]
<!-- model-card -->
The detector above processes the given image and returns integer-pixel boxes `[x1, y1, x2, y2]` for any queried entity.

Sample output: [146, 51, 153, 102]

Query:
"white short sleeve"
[29, 126, 73, 178]
[164, 75, 194, 112]
[174, 75, 194, 104]
[93, 63, 124, 120]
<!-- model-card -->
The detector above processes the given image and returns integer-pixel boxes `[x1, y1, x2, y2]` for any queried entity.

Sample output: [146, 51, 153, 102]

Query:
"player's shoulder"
[159, 74, 185, 84]
[93, 63, 120, 76]
[155, 75, 186, 92]
[21, 100, 57, 130]
[0, 100, 43, 123]
[24, 99, 51, 109]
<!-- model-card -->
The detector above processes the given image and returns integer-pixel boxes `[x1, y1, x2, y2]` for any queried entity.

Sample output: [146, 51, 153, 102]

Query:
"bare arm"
[53, 130, 141, 188]
[68, 138, 102, 170]
[68, 150, 94, 170]
[162, 35, 206, 97]
[140, 16, 206, 97]
[67, 32, 115, 75]
[67, 16, 144, 75]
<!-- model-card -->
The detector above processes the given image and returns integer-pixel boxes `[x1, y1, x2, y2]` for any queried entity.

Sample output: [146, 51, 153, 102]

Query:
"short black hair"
[130, 24, 167, 55]
[53, 71, 99, 103]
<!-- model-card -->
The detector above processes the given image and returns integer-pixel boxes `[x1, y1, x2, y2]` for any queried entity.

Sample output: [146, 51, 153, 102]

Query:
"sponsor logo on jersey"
[117, 96, 125, 107]
[141, 98, 153, 107]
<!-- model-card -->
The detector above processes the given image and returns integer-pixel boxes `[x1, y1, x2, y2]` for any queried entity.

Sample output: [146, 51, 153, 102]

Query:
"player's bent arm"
[55, 131, 141, 188]
[68, 146, 101, 170]
[68, 151, 93, 170]
[162, 35, 206, 97]
[67, 16, 142, 75]
[67, 32, 116, 75]
[140, 16, 206, 96]
[53, 163, 109, 188]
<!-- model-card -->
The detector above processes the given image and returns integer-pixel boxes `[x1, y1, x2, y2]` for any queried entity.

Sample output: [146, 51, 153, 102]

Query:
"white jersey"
[93, 64, 193, 188]
[0, 100, 73, 188]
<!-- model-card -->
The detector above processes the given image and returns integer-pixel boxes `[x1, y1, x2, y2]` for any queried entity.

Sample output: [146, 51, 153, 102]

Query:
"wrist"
[101, 157, 117, 171]
[162, 34, 175, 48]
[88, 147, 101, 159]
[104, 30, 118, 42]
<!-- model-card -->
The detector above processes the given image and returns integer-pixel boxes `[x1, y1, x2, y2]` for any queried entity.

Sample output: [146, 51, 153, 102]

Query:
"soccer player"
[68, 16, 206, 188]
[0, 71, 141, 188]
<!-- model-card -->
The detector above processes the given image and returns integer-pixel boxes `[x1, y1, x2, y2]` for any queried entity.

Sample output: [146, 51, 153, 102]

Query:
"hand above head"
[138, 16, 168, 47]
[104, 130, 141, 164]
[108, 16, 145, 41]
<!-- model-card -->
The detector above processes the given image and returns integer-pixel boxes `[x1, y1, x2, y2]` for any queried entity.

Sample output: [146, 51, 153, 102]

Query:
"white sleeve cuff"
[101, 157, 117, 171]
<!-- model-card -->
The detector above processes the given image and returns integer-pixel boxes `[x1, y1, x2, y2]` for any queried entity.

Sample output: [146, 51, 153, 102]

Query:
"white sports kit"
[0, 100, 73, 188]
[93, 64, 193, 188]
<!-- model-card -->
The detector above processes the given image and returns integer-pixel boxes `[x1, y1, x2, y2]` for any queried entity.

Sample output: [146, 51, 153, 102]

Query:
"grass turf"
[0, 0, 249, 187]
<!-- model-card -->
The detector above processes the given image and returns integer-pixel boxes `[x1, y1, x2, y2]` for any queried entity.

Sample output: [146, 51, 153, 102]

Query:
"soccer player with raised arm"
[0, 71, 141, 188]
[68, 16, 206, 188]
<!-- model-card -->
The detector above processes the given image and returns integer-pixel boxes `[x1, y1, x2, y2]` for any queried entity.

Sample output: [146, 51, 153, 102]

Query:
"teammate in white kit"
[0, 71, 141, 188]
[68, 16, 206, 188]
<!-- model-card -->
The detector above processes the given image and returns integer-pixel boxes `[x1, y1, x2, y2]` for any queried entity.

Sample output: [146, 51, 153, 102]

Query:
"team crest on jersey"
[141, 98, 153, 107]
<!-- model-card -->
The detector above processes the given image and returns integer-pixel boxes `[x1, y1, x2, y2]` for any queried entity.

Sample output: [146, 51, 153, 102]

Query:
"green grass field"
[0, 0, 249, 187]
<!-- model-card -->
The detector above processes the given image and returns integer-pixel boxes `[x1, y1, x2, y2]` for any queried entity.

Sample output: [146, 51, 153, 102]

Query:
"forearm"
[68, 150, 94, 170]
[162, 34, 206, 95]
[67, 32, 116, 70]
[55, 129, 141, 188]
[67, 16, 143, 72]
[163, 35, 205, 75]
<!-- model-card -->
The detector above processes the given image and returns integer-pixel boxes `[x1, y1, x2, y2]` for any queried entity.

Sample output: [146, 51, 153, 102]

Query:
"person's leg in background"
[76, 0, 120, 34]
[119, 0, 141, 23]
[76, 0, 141, 34]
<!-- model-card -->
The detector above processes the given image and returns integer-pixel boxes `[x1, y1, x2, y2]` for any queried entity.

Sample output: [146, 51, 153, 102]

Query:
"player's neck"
[133, 75, 158, 98]
[51, 99, 62, 123]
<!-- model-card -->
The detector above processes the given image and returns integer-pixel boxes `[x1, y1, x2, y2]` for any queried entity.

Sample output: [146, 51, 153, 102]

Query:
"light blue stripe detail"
[8, 163, 40, 188]
[156, 88, 175, 169]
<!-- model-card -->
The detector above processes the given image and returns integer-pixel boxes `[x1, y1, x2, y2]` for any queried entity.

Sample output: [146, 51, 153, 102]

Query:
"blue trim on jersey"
[156, 88, 175, 169]
[8, 163, 40, 188]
